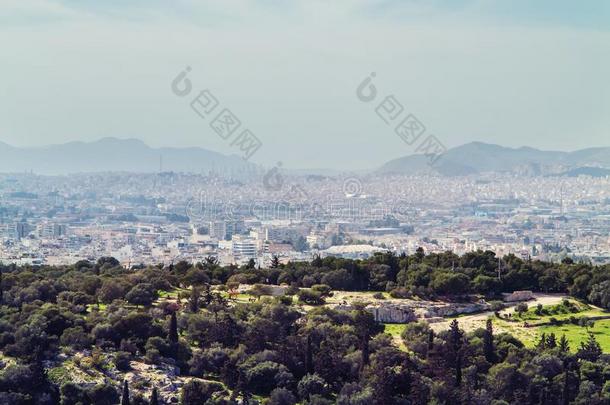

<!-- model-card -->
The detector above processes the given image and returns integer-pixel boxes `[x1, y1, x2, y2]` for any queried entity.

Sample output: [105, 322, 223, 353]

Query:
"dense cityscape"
[1, 171, 609, 268]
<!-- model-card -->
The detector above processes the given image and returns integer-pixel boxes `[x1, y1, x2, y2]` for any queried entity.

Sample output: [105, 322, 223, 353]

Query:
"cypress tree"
[121, 380, 130, 405]
[306, 334, 314, 374]
[449, 319, 463, 387]
[483, 319, 495, 363]
[559, 334, 570, 353]
[150, 387, 159, 405]
[562, 367, 570, 405]
[169, 312, 179, 344]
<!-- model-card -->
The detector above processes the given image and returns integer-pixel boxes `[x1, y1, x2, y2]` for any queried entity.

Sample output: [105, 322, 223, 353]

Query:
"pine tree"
[271, 255, 280, 268]
[150, 387, 159, 405]
[546, 333, 557, 348]
[577, 333, 602, 362]
[559, 334, 570, 353]
[169, 312, 179, 344]
[483, 319, 495, 363]
[536, 333, 547, 350]
[121, 380, 130, 405]
[427, 329, 434, 355]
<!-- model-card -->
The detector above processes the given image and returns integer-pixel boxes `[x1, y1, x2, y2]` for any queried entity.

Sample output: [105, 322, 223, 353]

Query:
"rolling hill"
[0, 138, 256, 175]
[378, 142, 610, 176]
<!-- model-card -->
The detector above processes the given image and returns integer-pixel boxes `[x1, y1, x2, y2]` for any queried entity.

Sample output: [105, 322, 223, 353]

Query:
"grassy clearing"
[512, 300, 604, 323]
[383, 323, 407, 351]
[431, 299, 610, 353]
[537, 319, 610, 351]
[495, 305, 610, 352]
[157, 288, 189, 299]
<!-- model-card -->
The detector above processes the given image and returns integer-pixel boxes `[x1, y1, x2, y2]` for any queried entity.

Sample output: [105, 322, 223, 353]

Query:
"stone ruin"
[333, 303, 418, 323]
[333, 299, 490, 323]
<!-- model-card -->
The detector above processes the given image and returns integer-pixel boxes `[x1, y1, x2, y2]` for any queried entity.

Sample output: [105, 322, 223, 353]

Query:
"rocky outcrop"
[417, 302, 490, 318]
[333, 303, 417, 323]
[333, 299, 489, 323]
[368, 304, 418, 323]
[236, 283, 288, 296]
[503, 291, 534, 302]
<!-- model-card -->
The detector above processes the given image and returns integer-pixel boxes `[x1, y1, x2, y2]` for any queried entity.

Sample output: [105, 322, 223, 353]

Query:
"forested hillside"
[0, 251, 609, 404]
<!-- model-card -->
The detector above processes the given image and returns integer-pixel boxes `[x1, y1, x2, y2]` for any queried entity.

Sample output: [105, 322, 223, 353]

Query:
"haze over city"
[1, 0, 609, 169]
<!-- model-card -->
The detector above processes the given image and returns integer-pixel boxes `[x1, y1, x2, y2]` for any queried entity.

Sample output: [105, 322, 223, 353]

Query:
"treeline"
[1, 249, 610, 308]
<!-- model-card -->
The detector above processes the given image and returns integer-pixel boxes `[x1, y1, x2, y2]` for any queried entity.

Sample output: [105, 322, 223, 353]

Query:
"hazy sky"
[0, 0, 608, 170]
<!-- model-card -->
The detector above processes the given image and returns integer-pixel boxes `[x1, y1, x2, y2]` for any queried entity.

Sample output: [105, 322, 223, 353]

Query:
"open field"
[429, 293, 570, 333]
[430, 296, 610, 352]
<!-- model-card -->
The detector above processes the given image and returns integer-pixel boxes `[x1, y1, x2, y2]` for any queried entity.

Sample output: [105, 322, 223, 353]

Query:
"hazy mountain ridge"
[0, 138, 256, 175]
[2, 138, 609, 177]
[378, 142, 610, 176]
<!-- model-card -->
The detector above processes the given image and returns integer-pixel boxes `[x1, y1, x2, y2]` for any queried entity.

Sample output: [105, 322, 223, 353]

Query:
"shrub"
[515, 303, 528, 317]
[275, 295, 293, 306]
[268, 387, 297, 405]
[60, 327, 91, 350]
[87, 383, 119, 405]
[245, 361, 291, 396]
[125, 283, 156, 306]
[297, 373, 328, 400]
[114, 351, 131, 371]
[311, 285, 332, 297]
[297, 290, 325, 305]
[285, 285, 300, 296]
[389, 288, 410, 299]
[180, 379, 218, 405]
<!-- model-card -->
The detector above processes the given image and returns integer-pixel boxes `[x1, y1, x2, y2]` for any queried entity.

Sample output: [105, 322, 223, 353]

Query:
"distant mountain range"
[0, 138, 256, 175]
[1, 138, 609, 177]
[378, 142, 610, 176]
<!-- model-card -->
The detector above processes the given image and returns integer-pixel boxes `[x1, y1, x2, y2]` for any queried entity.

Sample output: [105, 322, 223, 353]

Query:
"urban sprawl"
[1, 171, 609, 267]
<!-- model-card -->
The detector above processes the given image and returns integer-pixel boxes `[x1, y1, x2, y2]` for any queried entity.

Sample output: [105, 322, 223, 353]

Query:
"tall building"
[232, 235, 258, 260]
[210, 220, 246, 241]
[209, 221, 227, 240]
[38, 223, 67, 238]
[2, 222, 30, 239]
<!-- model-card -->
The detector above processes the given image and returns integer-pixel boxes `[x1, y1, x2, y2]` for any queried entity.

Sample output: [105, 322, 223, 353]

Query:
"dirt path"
[429, 293, 568, 333]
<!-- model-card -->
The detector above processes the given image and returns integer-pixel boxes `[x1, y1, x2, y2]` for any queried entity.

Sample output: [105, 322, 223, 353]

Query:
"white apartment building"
[232, 235, 258, 260]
